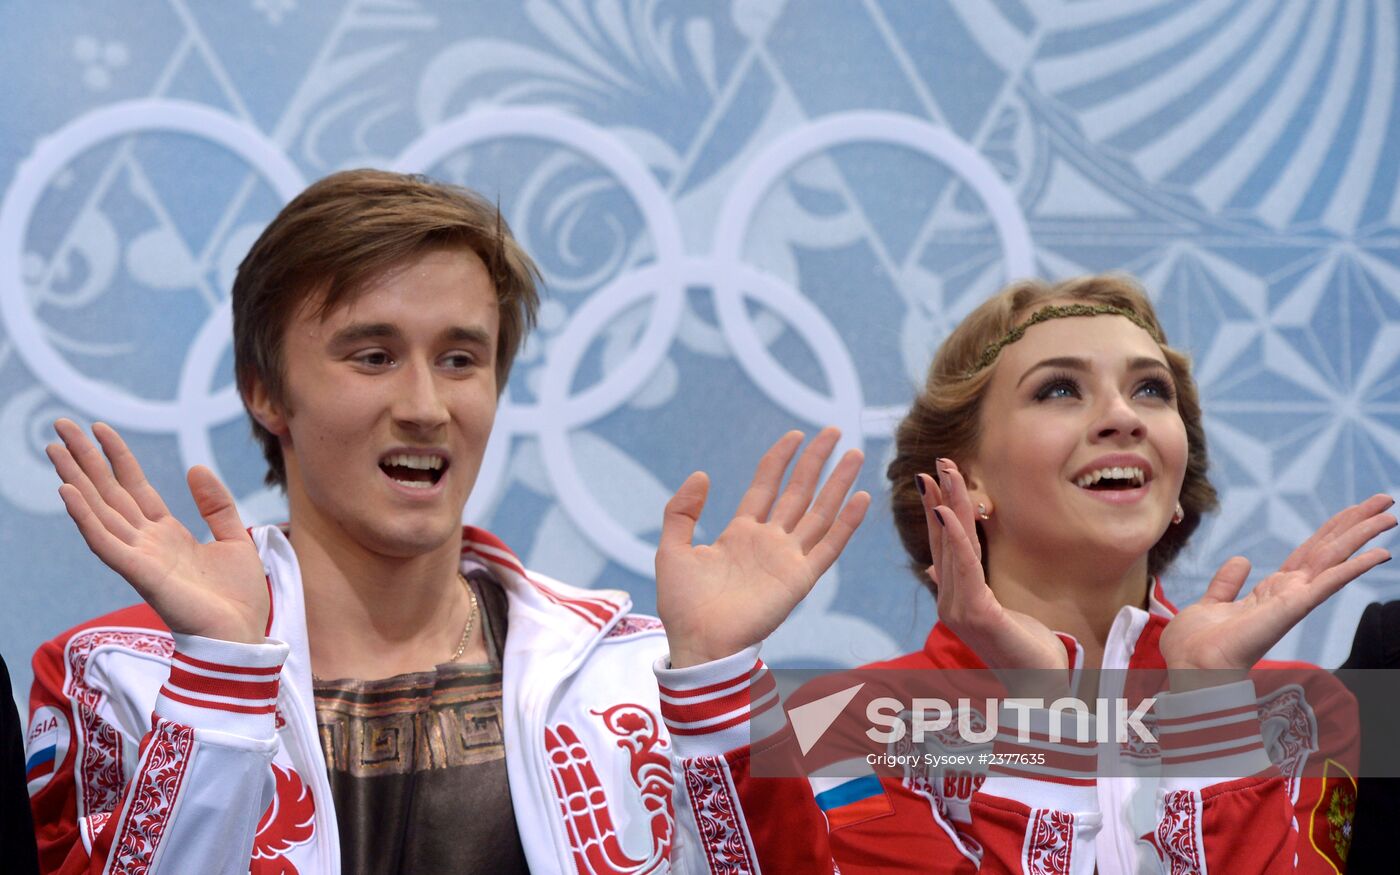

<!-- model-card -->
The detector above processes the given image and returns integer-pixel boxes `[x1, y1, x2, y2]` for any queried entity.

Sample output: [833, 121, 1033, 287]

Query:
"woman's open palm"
[1162, 494, 1394, 674]
[921, 459, 1069, 691]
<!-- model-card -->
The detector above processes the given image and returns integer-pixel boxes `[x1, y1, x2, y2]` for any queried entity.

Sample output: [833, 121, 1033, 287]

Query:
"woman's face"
[965, 311, 1189, 569]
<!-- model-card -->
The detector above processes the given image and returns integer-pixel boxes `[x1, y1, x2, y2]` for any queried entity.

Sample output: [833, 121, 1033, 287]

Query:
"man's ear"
[244, 374, 289, 437]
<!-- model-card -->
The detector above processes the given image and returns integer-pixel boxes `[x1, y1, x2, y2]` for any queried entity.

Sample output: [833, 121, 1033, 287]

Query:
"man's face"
[267, 246, 499, 559]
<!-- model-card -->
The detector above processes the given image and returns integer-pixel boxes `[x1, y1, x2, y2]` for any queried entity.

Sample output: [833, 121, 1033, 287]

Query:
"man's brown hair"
[886, 274, 1217, 593]
[232, 169, 540, 488]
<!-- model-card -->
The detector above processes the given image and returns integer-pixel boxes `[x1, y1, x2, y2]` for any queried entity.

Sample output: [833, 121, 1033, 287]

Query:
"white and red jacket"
[652, 582, 1358, 874]
[26, 525, 690, 874]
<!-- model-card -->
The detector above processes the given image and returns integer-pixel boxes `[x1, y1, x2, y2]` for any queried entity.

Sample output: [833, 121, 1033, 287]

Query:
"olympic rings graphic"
[536, 256, 866, 574]
[2, 101, 1032, 574]
[713, 111, 1035, 438]
[0, 100, 306, 433]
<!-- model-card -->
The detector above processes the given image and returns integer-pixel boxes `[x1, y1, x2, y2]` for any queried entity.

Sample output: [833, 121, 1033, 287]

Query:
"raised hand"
[1161, 494, 1395, 685]
[655, 428, 870, 669]
[922, 459, 1069, 694]
[47, 419, 269, 644]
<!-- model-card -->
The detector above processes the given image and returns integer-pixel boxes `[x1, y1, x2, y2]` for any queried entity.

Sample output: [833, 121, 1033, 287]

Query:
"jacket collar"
[459, 525, 631, 635]
[921, 576, 1178, 672]
[256, 523, 632, 643]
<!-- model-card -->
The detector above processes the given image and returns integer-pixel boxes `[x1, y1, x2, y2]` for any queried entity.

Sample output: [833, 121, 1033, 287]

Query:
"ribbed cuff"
[1156, 680, 1273, 787]
[154, 633, 288, 740]
[654, 646, 777, 757]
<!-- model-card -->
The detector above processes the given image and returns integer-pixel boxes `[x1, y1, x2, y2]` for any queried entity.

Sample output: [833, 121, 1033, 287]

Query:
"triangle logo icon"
[788, 683, 865, 756]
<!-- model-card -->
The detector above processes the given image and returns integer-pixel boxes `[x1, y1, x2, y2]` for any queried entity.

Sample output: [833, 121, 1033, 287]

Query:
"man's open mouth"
[379, 453, 448, 489]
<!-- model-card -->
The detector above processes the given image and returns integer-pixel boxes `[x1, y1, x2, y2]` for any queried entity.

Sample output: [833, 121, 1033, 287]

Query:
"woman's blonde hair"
[886, 274, 1217, 593]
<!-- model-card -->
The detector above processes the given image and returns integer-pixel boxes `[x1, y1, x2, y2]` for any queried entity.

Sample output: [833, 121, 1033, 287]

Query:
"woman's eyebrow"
[1129, 356, 1172, 374]
[1016, 356, 1088, 387]
[1016, 355, 1170, 387]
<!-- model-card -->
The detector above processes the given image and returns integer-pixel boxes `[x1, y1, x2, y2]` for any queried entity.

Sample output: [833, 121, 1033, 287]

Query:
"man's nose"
[393, 361, 450, 430]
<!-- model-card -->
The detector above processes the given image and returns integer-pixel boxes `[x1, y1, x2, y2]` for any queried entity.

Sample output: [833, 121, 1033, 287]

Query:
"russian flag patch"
[25, 705, 69, 795]
[813, 774, 893, 829]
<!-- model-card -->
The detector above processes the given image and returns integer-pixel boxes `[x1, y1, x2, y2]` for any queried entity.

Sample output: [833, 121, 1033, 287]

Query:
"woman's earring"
[977, 502, 990, 520]
[1172, 502, 1184, 525]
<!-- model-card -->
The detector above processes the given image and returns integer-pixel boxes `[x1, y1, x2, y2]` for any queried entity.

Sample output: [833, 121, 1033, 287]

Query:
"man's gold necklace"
[312, 573, 479, 681]
[447, 572, 480, 662]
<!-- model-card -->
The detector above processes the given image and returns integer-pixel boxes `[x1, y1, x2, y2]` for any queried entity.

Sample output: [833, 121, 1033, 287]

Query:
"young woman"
[652, 274, 1394, 873]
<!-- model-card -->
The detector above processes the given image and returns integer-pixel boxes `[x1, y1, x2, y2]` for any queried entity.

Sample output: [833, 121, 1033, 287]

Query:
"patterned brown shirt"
[313, 570, 528, 874]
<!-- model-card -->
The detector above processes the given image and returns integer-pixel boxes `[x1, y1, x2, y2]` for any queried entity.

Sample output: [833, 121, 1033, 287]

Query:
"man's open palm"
[48, 419, 268, 644]
[656, 429, 870, 669]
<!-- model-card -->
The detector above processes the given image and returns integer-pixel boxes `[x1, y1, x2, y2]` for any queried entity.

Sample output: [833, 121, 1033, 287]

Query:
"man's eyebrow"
[1015, 355, 1170, 387]
[442, 325, 493, 346]
[326, 324, 494, 346]
[328, 323, 399, 345]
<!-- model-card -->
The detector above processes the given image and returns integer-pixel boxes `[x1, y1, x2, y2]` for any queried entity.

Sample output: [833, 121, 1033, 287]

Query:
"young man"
[29, 168, 868, 874]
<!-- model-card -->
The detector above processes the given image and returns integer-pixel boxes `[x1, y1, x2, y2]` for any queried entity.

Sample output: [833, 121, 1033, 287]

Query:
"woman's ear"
[244, 375, 289, 437]
[960, 460, 994, 521]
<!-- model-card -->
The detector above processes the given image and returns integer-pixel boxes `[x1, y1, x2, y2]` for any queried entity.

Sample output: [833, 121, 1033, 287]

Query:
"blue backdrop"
[3, 0, 1398, 708]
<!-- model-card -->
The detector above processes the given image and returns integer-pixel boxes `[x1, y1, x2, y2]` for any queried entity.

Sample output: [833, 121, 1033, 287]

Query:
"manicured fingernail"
[915, 475, 926, 496]
[932, 508, 945, 526]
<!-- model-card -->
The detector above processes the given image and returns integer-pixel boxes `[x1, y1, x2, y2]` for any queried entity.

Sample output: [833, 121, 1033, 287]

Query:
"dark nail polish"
[932, 508, 945, 526]
[915, 475, 926, 496]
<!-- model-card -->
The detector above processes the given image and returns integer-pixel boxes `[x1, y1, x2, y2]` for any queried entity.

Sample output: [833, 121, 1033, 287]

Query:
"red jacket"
[654, 582, 1357, 873]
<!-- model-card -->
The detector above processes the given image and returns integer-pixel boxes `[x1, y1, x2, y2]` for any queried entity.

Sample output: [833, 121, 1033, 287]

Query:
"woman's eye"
[1136, 378, 1176, 401]
[1034, 377, 1080, 401]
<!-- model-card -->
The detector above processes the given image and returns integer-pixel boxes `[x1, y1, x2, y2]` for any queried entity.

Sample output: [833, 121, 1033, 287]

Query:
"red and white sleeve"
[31, 633, 288, 875]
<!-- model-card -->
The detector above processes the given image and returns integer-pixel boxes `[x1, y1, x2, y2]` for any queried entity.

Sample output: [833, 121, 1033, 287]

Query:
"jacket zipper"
[525, 617, 622, 872]
[280, 677, 338, 872]
[1096, 607, 1141, 874]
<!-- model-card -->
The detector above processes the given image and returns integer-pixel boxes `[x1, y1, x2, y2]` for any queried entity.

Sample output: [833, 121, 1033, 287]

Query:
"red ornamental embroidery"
[1025, 808, 1074, 875]
[683, 756, 755, 875]
[1120, 712, 1160, 760]
[1260, 686, 1317, 799]
[605, 616, 665, 639]
[87, 811, 112, 838]
[546, 704, 675, 875]
[111, 719, 194, 874]
[64, 629, 173, 845]
[1156, 790, 1202, 875]
[250, 763, 316, 875]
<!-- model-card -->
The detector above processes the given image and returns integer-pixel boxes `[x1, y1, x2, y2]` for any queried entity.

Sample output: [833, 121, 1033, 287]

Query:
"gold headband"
[963, 303, 1165, 378]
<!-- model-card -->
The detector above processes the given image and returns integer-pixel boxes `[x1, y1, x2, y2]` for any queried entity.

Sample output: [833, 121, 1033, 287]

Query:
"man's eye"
[357, 351, 393, 367]
[442, 353, 476, 369]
